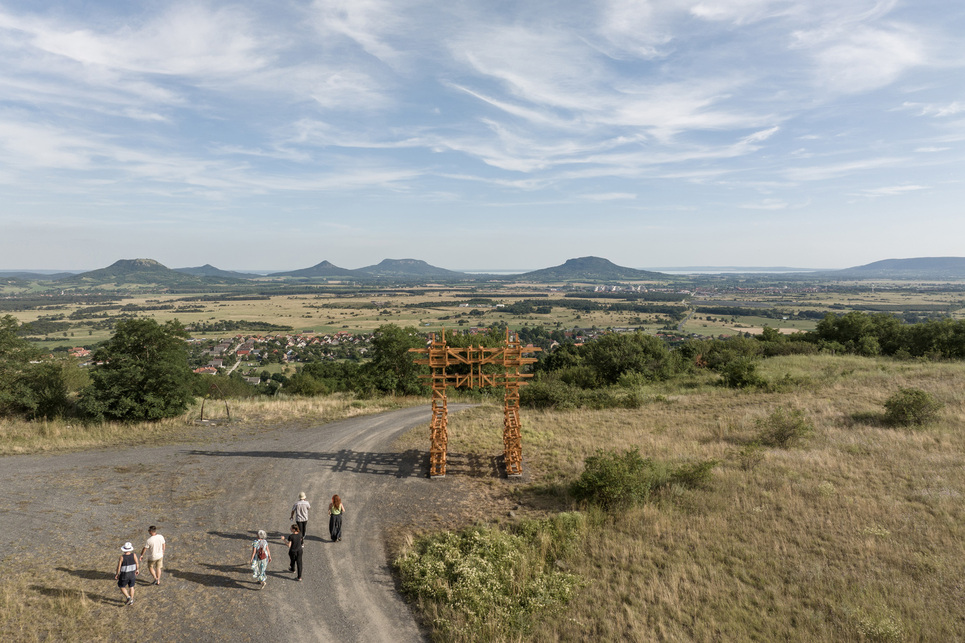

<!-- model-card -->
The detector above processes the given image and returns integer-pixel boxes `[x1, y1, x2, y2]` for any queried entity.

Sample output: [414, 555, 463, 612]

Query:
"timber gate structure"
[410, 329, 539, 477]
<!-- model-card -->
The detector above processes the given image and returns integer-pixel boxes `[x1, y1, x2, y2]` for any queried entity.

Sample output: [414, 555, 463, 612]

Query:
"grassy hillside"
[393, 355, 965, 641]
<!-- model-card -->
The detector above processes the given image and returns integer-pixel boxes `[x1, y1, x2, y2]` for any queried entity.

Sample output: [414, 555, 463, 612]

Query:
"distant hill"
[57, 258, 240, 287]
[517, 256, 665, 282]
[270, 260, 357, 278]
[828, 257, 965, 279]
[0, 271, 77, 280]
[354, 258, 465, 279]
[175, 264, 260, 279]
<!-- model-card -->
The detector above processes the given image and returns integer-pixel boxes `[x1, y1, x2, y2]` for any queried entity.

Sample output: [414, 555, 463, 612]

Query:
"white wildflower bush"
[395, 513, 585, 640]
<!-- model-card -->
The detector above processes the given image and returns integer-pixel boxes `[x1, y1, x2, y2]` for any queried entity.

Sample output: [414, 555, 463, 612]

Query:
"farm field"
[6, 278, 965, 350]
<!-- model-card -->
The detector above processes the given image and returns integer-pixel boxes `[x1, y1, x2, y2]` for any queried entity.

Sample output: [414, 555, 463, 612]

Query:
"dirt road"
[0, 406, 477, 642]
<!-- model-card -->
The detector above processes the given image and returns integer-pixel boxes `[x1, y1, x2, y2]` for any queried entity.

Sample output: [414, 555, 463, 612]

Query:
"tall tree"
[80, 319, 195, 421]
[362, 324, 427, 396]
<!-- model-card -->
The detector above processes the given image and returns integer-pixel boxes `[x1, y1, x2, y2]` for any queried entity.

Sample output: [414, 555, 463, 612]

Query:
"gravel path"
[0, 405, 484, 642]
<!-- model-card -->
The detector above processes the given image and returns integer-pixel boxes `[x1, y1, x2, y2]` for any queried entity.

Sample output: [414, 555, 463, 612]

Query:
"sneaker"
[126, 598, 133, 605]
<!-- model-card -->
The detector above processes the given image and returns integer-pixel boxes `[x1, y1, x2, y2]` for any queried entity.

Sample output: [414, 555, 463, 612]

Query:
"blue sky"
[1, 0, 963, 271]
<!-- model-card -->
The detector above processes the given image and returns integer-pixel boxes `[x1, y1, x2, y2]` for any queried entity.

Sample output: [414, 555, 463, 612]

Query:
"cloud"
[902, 101, 965, 118]
[308, 0, 410, 67]
[739, 199, 790, 210]
[853, 184, 928, 198]
[581, 192, 637, 201]
[783, 156, 907, 181]
[1, 5, 273, 77]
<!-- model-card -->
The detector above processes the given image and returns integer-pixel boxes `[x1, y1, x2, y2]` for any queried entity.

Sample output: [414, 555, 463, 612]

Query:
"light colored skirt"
[251, 558, 268, 582]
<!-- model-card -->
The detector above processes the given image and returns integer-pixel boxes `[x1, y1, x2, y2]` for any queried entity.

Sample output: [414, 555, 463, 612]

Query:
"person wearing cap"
[139, 525, 166, 585]
[290, 492, 311, 540]
[114, 542, 139, 605]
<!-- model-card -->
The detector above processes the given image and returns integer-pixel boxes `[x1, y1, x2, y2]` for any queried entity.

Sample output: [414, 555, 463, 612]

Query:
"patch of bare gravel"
[0, 405, 526, 643]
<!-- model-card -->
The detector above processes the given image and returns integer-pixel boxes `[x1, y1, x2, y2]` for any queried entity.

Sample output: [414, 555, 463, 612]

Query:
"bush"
[394, 518, 582, 640]
[571, 448, 718, 510]
[884, 388, 943, 427]
[720, 357, 766, 389]
[755, 407, 814, 448]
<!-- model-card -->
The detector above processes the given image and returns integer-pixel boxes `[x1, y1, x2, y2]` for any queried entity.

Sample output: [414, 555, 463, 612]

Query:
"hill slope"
[57, 259, 239, 287]
[517, 256, 665, 281]
[829, 257, 965, 279]
[270, 260, 358, 278]
[175, 264, 260, 279]
[354, 258, 466, 279]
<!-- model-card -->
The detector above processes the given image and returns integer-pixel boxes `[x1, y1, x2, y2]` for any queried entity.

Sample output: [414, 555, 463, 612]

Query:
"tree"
[0, 315, 71, 419]
[80, 319, 195, 422]
[361, 325, 428, 396]
[582, 332, 673, 385]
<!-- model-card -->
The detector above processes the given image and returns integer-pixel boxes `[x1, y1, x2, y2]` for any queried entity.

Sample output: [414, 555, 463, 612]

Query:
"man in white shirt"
[139, 525, 166, 585]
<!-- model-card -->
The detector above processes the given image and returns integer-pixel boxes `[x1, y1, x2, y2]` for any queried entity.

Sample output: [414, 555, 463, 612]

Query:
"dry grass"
[0, 564, 128, 643]
[405, 355, 965, 641]
[0, 394, 419, 455]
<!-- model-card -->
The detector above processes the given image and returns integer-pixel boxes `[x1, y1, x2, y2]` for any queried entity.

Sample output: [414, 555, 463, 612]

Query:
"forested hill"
[828, 257, 965, 279]
[175, 264, 262, 279]
[270, 260, 358, 278]
[517, 256, 665, 281]
[57, 259, 244, 287]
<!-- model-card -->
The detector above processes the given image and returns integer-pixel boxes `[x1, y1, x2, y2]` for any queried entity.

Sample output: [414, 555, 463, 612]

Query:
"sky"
[1, 0, 963, 272]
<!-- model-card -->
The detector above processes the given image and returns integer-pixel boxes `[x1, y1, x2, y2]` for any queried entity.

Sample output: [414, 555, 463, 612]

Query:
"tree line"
[5, 311, 965, 423]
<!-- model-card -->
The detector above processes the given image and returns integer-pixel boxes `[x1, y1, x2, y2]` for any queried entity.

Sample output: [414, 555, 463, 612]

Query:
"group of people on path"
[113, 526, 166, 606]
[250, 492, 346, 588]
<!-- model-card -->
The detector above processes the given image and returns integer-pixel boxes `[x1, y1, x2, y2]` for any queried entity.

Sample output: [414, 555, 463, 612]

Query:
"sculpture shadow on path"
[184, 448, 500, 478]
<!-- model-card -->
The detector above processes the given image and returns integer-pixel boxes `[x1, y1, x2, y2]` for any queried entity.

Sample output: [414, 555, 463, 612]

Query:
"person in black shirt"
[286, 524, 303, 581]
[114, 542, 139, 605]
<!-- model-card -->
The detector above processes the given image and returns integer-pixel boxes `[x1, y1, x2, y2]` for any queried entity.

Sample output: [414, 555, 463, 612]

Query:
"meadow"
[392, 355, 965, 642]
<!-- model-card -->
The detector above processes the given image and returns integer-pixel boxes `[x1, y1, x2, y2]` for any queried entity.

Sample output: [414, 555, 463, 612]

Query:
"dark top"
[287, 532, 303, 552]
[118, 552, 137, 581]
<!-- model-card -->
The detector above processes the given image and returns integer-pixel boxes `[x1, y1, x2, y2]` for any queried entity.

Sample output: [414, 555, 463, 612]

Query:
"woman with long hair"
[328, 494, 345, 542]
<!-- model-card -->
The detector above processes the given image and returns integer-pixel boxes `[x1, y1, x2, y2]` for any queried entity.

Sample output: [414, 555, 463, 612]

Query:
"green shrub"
[668, 459, 718, 489]
[737, 442, 766, 470]
[571, 448, 717, 510]
[394, 518, 582, 640]
[884, 388, 943, 427]
[755, 407, 814, 448]
[720, 357, 766, 389]
[520, 379, 582, 410]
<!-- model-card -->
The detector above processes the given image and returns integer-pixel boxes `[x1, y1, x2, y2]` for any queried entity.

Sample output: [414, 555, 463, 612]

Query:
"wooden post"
[410, 328, 539, 478]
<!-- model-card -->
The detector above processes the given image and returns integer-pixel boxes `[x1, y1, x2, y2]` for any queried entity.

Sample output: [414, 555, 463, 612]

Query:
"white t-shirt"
[144, 534, 165, 560]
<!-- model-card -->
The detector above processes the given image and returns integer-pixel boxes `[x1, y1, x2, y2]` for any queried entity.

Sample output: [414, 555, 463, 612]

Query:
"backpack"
[256, 540, 267, 560]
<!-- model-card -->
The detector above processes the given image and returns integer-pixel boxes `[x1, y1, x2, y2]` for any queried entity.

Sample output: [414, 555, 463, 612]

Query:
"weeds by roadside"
[0, 394, 420, 455]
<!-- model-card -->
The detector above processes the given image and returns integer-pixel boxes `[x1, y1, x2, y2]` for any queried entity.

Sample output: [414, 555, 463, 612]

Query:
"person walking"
[114, 542, 139, 605]
[139, 525, 166, 585]
[286, 524, 303, 581]
[290, 492, 311, 540]
[249, 530, 271, 588]
[328, 494, 345, 542]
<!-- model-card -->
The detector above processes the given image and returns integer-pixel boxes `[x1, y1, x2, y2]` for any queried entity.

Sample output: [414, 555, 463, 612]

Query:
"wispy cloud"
[853, 184, 928, 198]
[581, 192, 637, 201]
[0, 1, 963, 270]
[783, 157, 907, 181]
